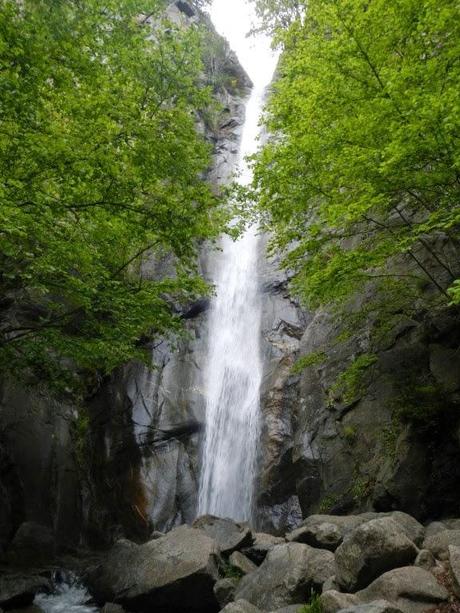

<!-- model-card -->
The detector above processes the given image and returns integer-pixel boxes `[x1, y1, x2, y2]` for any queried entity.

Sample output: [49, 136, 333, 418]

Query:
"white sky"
[207, 0, 278, 89]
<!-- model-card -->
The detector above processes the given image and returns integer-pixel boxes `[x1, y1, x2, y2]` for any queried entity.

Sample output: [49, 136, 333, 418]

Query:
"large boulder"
[320, 590, 359, 613]
[335, 518, 418, 591]
[241, 533, 285, 565]
[235, 542, 334, 610]
[193, 516, 252, 555]
[229, 552, 257, 575]
[87, 526, 221, 612]
[355, 567, 448, 613]
[286, 522, 342, 552]
[423, 529, 460, 560]
[0, 575, 51, 610]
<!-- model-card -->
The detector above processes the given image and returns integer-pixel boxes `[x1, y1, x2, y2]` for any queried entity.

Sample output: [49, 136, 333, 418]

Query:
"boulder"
[385, 512, 424, 547]
[322, 576, 340, 592]
[423, 529, 460, 560]
[214, 578, 239, 608]
[229, 552, 257, 575]
[87, 525, 221, 612]
[424, 521, 446, 539]
[235, 542, 334, 610]
[286, 522, 342, 552]
[335, 518, 418, 591]
[241, 533, 285, 565]
[320, 590, 359, 613]
[193, 516, 252, 555]
[355, 567, 448, 613]
[0, 575, 51, 609]
[413, 549, 435, 570]
[340, 600, 402, 613]
[448, 544, 460, 597]
[220, 600, 262, 613]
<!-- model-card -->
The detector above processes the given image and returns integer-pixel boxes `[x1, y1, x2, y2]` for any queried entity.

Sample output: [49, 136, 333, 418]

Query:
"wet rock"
[355, 567, 448, 613]
[340, 600, 402, 613]
[414, 549, 436, 570]
[335, 518, 418, 591]
[320, 590, 359, 613]
[286, 521, 342, 551]
[0, 575, 51, 610]
[229, 552, 257, 575]
[193, 516, 252, 555]
[241, 532, 285, 565]
[423, 529, 460, 560]
[87, 525, 221, 612]
[214, 578, 239, 608]
[235, 542, 334, 610]
[220, 600, 262, 613]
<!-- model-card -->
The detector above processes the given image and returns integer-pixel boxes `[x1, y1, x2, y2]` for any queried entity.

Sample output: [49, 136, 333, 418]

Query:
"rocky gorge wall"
[1, 0, 460, 561]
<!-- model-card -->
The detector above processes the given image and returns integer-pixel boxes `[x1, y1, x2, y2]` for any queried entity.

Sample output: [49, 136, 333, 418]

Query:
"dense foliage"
[0, 0, 224, 391]
[252, 0, 460, 318]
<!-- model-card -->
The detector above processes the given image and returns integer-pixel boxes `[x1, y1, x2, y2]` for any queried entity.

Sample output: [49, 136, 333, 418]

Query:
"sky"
[207, 0, 278, 89]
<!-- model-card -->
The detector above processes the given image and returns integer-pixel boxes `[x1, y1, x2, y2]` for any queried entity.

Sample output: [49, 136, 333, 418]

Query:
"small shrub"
[292, 351, 327, 374]
[298, 592, 323, 613]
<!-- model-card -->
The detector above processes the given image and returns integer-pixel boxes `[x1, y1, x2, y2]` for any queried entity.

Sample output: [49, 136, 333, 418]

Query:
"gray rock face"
[241, 532, 285, 565]
[7, 521, 55, 564]
[220, 601, 262, 613]
[286, 521, 342, 551]
[0, 575, 51, 610]
[448, 544, 460, 597]
[340, 601, 402, 613]
[355, 567, 448, 613]
[214, 578, 239, 608]
[235, 542, 334, 610]
[414, 549, 436, 570]
[335, 518, 418, 591]
[320, 590, 359, 613]
[229, 551, 257, 575]
[193, 516, 253, 554]
[423, 529, 460, 560]
[87, 526, 221, 612]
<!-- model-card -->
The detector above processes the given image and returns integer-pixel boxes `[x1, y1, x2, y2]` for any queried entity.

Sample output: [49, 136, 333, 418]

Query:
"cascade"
[197, 81, 271, 521]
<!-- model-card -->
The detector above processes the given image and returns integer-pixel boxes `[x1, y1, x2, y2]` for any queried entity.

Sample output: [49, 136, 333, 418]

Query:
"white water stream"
[197, 81, 271, 521]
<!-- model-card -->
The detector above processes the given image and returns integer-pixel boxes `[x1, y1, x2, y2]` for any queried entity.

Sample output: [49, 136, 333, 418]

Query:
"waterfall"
[197, 84, 268, 521]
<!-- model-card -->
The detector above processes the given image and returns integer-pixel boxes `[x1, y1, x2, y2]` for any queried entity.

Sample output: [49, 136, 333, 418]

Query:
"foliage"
[0, 0, 226, 391]
[292, 351, 327, 374]
[343, 424, 357, 441]
[331, 354, 378, 404]
[251, 0, 460, 320]
[318, 493, 339, 513]
[297, 591, 323, 613]
[220, 560, 244, 580]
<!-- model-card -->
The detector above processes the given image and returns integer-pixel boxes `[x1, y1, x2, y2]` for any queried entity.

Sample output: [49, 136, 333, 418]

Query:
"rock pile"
[3, 512, 460, 613]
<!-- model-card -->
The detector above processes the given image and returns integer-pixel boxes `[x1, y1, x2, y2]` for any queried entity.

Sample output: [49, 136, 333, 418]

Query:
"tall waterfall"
[197, 85, 268, 521]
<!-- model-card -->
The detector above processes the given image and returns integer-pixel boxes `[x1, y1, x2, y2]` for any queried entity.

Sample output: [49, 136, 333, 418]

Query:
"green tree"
[252, 0, 460, 317]
[0, 0, 225, 391]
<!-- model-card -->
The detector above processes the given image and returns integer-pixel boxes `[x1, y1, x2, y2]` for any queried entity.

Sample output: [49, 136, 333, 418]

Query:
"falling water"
[197, 83, 269, 521]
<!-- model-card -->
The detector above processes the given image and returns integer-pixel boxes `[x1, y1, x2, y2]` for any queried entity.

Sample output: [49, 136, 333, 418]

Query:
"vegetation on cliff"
[252, 0, 460, 314]
[0, 0, 226, 391]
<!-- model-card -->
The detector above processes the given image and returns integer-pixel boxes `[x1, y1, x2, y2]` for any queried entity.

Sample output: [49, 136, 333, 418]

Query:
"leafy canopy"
[0, 0, 225, 391]
[251, 0, 460, 313]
